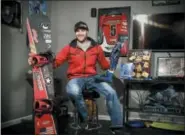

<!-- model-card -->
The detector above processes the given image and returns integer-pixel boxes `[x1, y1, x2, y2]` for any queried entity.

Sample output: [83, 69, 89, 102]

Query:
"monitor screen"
[133, 13, 184, 50]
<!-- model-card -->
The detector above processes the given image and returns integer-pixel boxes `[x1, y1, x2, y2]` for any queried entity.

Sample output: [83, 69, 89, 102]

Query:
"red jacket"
[53, 37, 110, 80]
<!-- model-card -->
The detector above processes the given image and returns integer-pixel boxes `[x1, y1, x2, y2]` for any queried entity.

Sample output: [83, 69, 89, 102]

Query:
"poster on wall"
[152, 0, 181, 6]
[1, 0, 22, 29]
[97, 7, 131, 57]
[157, 57, 184, 77]
[29, 0, 47, 15]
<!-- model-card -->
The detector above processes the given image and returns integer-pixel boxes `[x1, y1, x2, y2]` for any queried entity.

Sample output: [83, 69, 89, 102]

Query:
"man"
[28, 21, 123, 134]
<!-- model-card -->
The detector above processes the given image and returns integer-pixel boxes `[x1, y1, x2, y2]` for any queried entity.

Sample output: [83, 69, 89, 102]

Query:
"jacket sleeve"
[53, 45, 70, 68]
[97, 45, 110, 70]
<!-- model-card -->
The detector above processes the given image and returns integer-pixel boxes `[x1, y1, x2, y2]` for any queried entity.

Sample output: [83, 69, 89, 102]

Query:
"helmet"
[74, 21, 89, 32]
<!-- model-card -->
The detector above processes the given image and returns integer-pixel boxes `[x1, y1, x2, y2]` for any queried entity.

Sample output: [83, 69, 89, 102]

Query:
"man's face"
[75, 29, 88, 42]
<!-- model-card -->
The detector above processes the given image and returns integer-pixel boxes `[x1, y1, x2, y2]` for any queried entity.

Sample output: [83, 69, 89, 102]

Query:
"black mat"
[1, 118, 184, 135]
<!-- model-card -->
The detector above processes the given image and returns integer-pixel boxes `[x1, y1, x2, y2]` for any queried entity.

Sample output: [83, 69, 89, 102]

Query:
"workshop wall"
[50, 0, 184, 117]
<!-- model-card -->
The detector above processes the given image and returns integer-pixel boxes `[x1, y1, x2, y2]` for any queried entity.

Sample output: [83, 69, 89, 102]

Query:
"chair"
[70, 89, 101, 133]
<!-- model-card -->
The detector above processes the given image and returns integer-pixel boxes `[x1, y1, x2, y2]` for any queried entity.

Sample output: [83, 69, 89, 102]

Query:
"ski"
[26, 4, 58, 134]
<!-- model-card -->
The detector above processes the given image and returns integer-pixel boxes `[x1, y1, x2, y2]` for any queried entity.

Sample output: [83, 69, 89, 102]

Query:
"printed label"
[42, 29, 51, 33]
[43, 33, 51, 39]
[45, 40, 52, 43]
[43, 33, 52, 44]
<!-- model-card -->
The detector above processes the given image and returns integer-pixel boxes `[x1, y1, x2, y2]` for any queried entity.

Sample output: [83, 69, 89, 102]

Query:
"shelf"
[123, 79, 184, 85]
[125, 108, 184, 116]
[123, 77, 185, 124]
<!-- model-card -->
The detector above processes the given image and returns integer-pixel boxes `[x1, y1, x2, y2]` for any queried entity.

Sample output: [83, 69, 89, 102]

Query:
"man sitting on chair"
[28, 21, 123, 134]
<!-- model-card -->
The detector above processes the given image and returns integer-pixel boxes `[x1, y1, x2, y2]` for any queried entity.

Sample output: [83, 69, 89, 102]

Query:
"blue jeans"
[66, 76, 123, 128]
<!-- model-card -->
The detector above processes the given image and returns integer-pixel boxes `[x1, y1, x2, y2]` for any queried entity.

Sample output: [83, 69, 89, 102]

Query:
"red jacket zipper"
[83, 46, 94, 75]
[84, 52, 86, 74]
[77, 45, 93, 75]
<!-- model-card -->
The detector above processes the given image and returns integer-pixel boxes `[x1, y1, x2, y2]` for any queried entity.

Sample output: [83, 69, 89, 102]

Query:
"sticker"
[43, 33, 51, 39]
[43, 33, 52, 43]
[47, 44, 51, 48]
[42, 29, 51, 33]
[45, 40, 52, 43]
[40, 126, 54, 134]
[40, 23, 49, 30]
[45, 77, 51, 84]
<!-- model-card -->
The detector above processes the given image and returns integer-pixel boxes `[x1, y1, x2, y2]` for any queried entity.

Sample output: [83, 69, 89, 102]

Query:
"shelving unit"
[122, 79, 184, 123]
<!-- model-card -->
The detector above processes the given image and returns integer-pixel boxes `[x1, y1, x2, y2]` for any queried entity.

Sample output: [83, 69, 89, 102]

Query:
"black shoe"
[81, 123, 88, 130]
[110, 127, 130, 135]
[110, 127, 122, 134]
[110, 128, 123, 135]
[80, 119, 88, 130]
